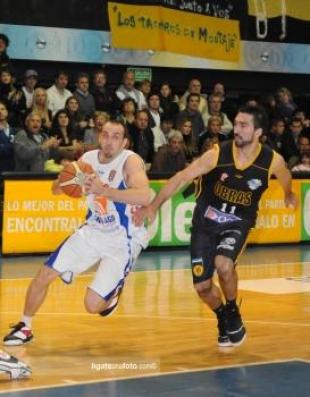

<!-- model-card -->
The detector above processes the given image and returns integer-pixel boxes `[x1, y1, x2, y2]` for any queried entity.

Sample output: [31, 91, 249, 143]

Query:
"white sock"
[22, 315, 33, 328]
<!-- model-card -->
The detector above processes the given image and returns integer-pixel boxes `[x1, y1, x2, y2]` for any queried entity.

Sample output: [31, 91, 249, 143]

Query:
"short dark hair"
[187, 93, 200, 104]
[55, 70, 69, 80]
[0, 34, 9, 47]
[237, 105, 269, 134]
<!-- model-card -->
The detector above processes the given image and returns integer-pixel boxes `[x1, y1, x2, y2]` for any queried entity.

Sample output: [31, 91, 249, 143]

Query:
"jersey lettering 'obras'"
[193, 141, 275, 227]
[81, 149, 137, 238]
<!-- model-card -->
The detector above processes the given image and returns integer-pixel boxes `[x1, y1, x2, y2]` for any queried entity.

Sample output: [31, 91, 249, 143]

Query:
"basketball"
[58, 161, 94, 198]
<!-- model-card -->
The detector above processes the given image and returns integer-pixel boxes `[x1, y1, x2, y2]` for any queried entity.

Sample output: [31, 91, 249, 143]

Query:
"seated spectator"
[266, 118, 286, 152]
[292, 152, 310, 172]
[150, 130, 186, 174]
[21, 69, 38, 110]
[117, 97, 137, 129]
[50, 109, 83, 159]
[91, 69, 120, 117]
[177, 118, 198, 162]
[152, 115, 176, 151]
[176, 93, 205, 140]
[275, 87, 297, 124]
[128, 110, 154, 166]
[281, 118, 306, 168]
[31, 87, 52, 134]
[147, 92, 162, 128]
[84, 111, 110, 151]
[0, 34, 12, 72]
[0, 101, 16, 173]
[179, 78, 208, 116]
[138, 79, 152, 102]
[47, 71, 72, 116]
[65, 96, 88, 141]
[293, 110, 310, 138]
[73, 73, 95, 121]
[116, 71, 146, 110]
[0, 69, 25, 126]
[203, 94, 233, 136]
[199, 116, 227, 153]
[14, 112, 59, 172]
[159, 81, 179, 122]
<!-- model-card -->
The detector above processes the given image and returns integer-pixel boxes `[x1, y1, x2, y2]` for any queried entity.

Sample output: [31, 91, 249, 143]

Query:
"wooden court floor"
[0, 245, 309, 395]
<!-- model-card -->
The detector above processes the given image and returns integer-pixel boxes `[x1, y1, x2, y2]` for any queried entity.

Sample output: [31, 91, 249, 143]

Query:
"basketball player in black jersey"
[134, 105, 298, 347]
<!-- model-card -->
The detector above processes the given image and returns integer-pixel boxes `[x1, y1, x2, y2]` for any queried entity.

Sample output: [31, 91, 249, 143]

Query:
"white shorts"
[45, 224, 134, 300]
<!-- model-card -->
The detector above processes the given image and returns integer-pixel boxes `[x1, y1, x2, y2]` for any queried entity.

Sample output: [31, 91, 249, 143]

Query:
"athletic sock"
[226, 299, 237, 311]
[22, 315, 33, 328]
[213, 303, 226, 319]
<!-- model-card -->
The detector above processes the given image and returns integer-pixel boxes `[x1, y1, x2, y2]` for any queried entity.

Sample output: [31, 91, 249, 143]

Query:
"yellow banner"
[248, 180, 301, 243]
[108, 2, 240, 62]
[2, 181, 87, 254]
[247, 0, 310, 22]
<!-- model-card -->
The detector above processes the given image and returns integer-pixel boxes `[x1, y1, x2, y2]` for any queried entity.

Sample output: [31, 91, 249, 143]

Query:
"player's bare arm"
[271, 151, 298, 209]
[134, 146, 219, 226]
[84, 155, 152, 206]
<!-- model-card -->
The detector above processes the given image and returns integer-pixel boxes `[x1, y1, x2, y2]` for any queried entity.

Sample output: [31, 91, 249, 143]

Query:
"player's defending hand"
[132, 205, 156, 226]
[84, 173, 108, 196]
[284, 191, 298, 210]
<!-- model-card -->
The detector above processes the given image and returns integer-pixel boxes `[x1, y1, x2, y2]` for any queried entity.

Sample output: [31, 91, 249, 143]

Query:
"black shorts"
[190, 221, 252, 284]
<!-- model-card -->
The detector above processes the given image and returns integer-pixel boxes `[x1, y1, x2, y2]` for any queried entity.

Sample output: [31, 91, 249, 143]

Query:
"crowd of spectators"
[1, 33, 310, 176]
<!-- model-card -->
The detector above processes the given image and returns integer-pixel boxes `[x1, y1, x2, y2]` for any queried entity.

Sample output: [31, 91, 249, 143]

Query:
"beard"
[234, 134, 255, 148]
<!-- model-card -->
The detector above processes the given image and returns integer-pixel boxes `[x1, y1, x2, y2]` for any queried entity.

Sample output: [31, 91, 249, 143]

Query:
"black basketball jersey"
[193, 141, 275, 228]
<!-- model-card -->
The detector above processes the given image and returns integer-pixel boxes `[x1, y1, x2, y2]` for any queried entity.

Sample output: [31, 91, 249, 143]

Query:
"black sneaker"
[99, 289, 122, 317]
[0, 350, 31, 379]
[3, 322, 33, 346]
[217, 316, 232, 347]
[226, 304, 246, 346]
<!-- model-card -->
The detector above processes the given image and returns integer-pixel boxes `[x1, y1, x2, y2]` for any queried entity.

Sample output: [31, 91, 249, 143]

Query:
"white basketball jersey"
[81, 149, 148, 247]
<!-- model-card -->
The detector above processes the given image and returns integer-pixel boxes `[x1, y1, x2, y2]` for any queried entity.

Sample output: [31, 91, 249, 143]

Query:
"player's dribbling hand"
[284, 191, 298, 210]
[132, 205, 156, 226]
[84, 173, 108, 195]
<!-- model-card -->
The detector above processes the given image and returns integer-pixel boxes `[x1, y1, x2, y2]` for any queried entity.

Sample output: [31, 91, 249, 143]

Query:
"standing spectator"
[21, 69, 38, 110]
[14, 112, 59, 172]
[0, 101, 15, 172]
[177, 93, 205, 140]
[91, 69, 120, 117]
[47, 71, 72, 116]
[117, 98, 137, 129]
[65, 96, 88, 140]
[31, 87, 52, 134]
[203, 94, 233, 136]
[128, 110, 154, 166]
[275, 87, 297, 123]
[73, 73, 95, 121]
[0, 34, 11, 72]
[179, 78, 208, 116]
[159, 81, 179, 122]
[150, 130, 186, 174]
[116, 71, 147, 110]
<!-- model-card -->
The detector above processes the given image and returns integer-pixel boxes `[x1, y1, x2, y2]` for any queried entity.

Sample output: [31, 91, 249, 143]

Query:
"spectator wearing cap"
[21, 69, 38, 110]
[47, 71, 72, 116]
[0, 101, 16, 173]
[0, 34, 12, 72]
[150, 130, 186, 174]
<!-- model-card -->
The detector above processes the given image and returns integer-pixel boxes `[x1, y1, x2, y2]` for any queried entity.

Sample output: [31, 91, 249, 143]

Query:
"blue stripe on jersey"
[85, 209, 92, 220]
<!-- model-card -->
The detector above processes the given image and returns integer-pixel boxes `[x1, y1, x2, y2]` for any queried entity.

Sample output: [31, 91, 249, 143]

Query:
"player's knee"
[215, 256, 234, 282]
[84, 295, 108, 314]
[34, 266, 58, 287]
[194, 280, 212, 298]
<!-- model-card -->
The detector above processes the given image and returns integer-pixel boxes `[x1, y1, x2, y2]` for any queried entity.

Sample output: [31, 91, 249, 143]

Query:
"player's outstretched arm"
[134, 146, 219, 225]
[271, 152, 298, 209]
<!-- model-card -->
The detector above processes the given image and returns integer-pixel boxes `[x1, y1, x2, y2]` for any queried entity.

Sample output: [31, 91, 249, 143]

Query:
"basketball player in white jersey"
[3, 120, 151, 346]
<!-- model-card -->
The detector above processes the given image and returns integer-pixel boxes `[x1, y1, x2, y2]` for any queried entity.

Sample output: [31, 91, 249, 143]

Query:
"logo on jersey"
[214, 181, 252, 206]
[220, 172, 229, 182]
[217, 237, 236, 250]
[192, 259, 204, 277]
[204, 206, 241, 223]
[247, 179, 262, 190]
[108, 170, 117, 182]
[93, 196, 108, 215]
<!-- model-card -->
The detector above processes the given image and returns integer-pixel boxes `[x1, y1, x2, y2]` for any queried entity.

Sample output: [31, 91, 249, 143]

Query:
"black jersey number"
[220, 203, 236, 214]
